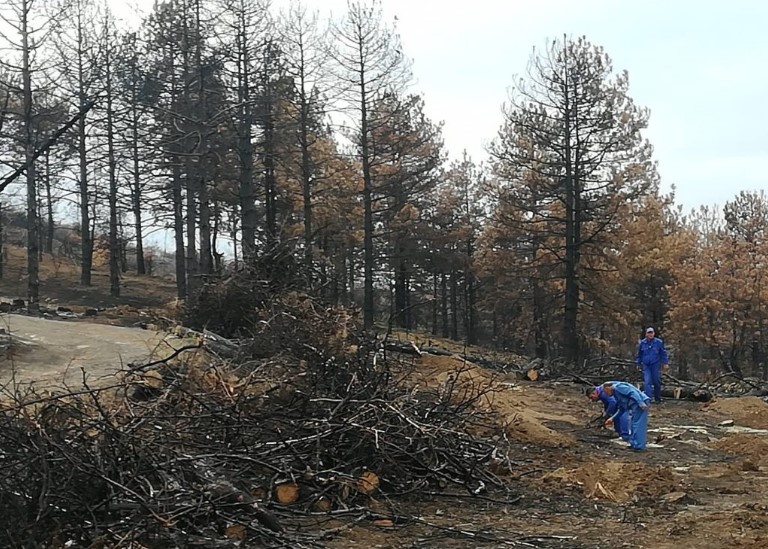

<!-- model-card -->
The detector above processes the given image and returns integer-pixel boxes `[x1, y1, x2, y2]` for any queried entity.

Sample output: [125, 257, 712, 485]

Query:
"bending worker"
[588, 385, 630, 442]
[635, 327, 669, 403]
[602, 381, 651, 452]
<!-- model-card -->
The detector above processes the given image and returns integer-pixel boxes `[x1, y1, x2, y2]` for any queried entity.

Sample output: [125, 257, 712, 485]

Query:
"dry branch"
[0, 277, 517, 547]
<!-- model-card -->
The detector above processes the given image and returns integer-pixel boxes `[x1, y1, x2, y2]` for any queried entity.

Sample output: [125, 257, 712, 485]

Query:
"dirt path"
[0, 313, 172, 387]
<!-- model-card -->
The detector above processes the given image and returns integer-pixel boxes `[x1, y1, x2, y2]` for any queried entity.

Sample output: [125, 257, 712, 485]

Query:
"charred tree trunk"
[43, 150, 54, 254]
[450, 270, 459, 341]
[0, 202, 4, 279]
[22, 4, 39, 308]
[299, 86, 313, 279]
[130, 106, 145, 275]
[172, 161, 187, 299]
[431, 272, 438, 335]
[393, 237, 408, 329]
[105, 37, 120, 298]
[532, 278, 547, 358]
[77, 105, 92, 286]
[441, 273, 449, 338]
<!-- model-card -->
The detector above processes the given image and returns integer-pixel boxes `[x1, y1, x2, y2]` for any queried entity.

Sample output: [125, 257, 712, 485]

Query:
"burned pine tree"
[491, 36, 656, 363]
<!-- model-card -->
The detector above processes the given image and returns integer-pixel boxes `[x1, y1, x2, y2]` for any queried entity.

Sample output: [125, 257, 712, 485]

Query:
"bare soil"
[0, 313, 173, 388]
[1, 245, 178, 312]
[323, 379, 768, 549]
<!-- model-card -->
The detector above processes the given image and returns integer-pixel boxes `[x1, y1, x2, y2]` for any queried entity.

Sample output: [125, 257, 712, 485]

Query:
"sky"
[115, 0, 767, 213]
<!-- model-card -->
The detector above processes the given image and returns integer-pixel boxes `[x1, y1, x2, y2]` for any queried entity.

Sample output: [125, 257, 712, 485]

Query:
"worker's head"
[602, 382, 615, 396]
[587, 386, 600, 401]
[645, 327, 655, 340]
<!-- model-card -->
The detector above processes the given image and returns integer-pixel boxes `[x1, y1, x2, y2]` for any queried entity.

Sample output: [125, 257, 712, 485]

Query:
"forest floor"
[1, 246, 767, 548]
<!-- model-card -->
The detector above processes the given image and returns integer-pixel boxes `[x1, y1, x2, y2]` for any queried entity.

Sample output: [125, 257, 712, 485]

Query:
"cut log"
[384, 341, 423, 356]
[224, 525, 246, 540]
[274, 482, 299, 505]
[660, 386, 712, 402]
[526, 369, 539, 382]
[312, 496, 332, 512]
[420, 346, 454, 356]
[357, 471, 380, 494]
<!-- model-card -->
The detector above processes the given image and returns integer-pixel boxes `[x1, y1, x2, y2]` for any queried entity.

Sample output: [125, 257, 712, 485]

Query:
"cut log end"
[274, 482, 299, 505]
[357, 471, 380, 495]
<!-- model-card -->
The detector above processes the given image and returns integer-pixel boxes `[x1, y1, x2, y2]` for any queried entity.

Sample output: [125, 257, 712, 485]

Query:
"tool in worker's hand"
[584, 413, 606, 430]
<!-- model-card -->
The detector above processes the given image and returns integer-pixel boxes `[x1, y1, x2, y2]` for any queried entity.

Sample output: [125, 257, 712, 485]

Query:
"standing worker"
[588, 385, 630, 442]
[635, 327, 669, 404]
[602, 381, 651, 451]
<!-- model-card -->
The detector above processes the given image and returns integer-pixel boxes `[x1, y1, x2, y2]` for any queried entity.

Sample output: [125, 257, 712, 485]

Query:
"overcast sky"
[119, 0, 767, 213]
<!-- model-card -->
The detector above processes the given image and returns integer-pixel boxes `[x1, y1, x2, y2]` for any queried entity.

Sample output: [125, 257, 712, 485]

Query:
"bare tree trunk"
[431, 273, 438, 335]
[105, 28, 120, 298]
[172, 162, 187, 299]
[562, 65, 580, 363]
[235, 25, 256, 260]
[194, 0, 213, 276]
[464, 270, 477, 345]
[75, 17, 93, 287]
[22, 0, 39, 308]
[229, 203, 240, 270]
[393, 238, 408, 329]
[450, 270, 459, 341]
[43, 150, 54, 254]
[130, 107, 146, 275]
[441, 273, 448, 338]
[261, 45, 278, 247]
[198, 181, 213, 274]
[0, 202, 4, 279]
[532, 278, 547, 358]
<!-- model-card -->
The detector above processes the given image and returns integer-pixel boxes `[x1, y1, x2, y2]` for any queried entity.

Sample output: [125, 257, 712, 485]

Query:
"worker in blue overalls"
[636, 327, 669, 403]
[588, 385, 630, 442]
[602, 381, 652, 451]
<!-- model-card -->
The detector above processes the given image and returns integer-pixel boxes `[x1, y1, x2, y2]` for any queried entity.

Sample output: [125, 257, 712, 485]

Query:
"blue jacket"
[636, 337, 668, 368]
[607, 381, 650, 420]
[594, 386, 618, 417]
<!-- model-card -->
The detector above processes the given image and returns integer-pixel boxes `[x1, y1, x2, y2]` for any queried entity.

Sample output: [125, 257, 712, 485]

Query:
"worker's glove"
[639, 403, 649, 411]
[604, 417, 614, 427]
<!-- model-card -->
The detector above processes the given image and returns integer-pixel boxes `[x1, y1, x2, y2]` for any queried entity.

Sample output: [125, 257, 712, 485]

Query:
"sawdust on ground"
[704, 396, 768, 429]
[712, 434, 768, 464]
[540, 460, 677, 502]
[409, 354, 575, 447]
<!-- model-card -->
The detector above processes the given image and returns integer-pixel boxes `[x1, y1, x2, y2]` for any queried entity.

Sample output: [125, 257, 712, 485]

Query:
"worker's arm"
[659, 339, 669, 369]
[604, 397, 618, 417]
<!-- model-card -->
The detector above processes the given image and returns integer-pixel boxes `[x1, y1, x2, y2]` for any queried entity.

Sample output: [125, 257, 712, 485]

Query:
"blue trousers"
[643, 364, 662, 401]
[628, 404, 649, 450]
[613, 411, 630, 441]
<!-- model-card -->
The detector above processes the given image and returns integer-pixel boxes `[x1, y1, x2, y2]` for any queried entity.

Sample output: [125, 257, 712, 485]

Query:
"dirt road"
[0, 313, 171, 387]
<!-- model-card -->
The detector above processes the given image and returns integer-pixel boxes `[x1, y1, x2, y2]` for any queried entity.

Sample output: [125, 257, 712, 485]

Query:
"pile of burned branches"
[0, 278, 514, 547]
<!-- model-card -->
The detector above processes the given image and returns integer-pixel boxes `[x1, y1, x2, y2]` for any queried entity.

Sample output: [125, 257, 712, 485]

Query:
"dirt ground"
[321, 367, 768, 549]
[0, 313, 175, 387]
[1, 245, 178, 311]
[4, 310, 767, 548]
